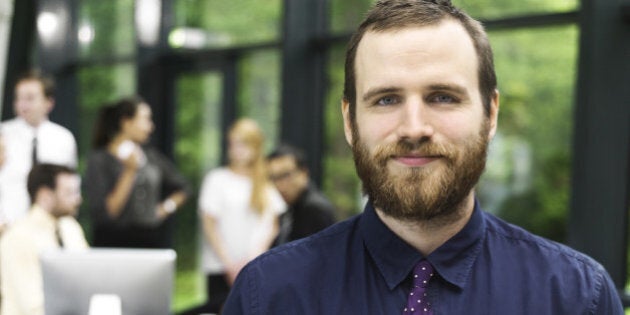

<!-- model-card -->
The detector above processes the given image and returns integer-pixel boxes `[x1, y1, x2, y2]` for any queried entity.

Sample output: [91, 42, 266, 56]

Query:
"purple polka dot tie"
[403, 260, 434, 315]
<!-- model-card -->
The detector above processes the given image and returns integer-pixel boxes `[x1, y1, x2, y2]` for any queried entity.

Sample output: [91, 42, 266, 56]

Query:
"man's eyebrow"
[427, 84, 468, 95]
[361, 87, 401, 102]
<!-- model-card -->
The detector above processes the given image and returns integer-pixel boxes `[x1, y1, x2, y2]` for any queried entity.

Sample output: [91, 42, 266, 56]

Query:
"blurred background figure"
[0, 164, 88, 315]
[85, 96, 190, 249]
[183, 118, 285, 315]
[267, 144, 336, 246]
[0, 70, 77, 228]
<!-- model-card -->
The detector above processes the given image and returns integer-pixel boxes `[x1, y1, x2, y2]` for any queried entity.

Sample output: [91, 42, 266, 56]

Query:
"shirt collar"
[15, 117, 50, 134]
[360, 199, 486, 291]
[428, 199, 485, 290]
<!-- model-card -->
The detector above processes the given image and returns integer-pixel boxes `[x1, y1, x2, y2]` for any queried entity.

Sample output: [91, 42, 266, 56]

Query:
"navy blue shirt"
[223, 201, 623, 314]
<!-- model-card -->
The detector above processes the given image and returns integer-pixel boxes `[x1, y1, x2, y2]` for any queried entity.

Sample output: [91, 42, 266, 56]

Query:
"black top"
[273, 183, 336, 246]
[85, 147, 191, 228]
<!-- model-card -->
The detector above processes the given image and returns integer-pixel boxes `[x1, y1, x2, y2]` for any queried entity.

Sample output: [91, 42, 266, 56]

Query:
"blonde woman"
[193, 118, 285, 314]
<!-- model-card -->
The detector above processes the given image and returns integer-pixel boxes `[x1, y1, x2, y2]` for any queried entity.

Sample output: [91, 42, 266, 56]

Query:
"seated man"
[267, 144, 336, 246]
[0, 164, 88, 315]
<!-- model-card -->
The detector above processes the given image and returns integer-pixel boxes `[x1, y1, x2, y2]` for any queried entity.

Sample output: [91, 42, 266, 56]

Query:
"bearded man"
[222, 1, 623, 314]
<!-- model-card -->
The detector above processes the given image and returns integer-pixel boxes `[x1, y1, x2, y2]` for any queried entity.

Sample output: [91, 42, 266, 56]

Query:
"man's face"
[14, 79, 53, 127]
[268, 155, 308, 205]
[342, 20, 499, 222]
[52, 174, 82, 218]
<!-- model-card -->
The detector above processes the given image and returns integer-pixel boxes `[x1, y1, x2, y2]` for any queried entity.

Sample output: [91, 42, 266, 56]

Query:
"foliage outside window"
[237, 50, 281, 152]
[78, 0, 135, 59]
[173, 0, 281, 48]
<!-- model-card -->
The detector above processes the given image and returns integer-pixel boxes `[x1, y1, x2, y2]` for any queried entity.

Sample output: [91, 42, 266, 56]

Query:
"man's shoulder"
[483, 211, 604, 274]
[1, 218, 37, 247]
[248, 215, 359, 274]
[41, 121, 74, 138]
[1, 118, 19, 128]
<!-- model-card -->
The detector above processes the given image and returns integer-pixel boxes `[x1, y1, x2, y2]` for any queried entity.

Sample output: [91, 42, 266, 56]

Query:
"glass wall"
[480, 25, 578, 242]
[53, 0, 617, 311]
[172, 0, 282, 49]
[173, 71, 224, 310]
[78, 0, 135, 59]
[237, 49, 281, 152]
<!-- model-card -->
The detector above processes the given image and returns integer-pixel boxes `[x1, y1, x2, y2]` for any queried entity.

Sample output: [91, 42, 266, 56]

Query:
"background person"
[0, 70, 77, 227]
[0, 164, 88, 315]
[185, 118, 285, 315]
[85, 96, 190, 249]
[222, 0, 623, 314]
[267, 144, 336, 246]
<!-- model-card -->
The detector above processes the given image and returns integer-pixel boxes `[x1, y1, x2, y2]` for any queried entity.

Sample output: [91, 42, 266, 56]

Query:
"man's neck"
[20, 116, 46, 129]
[375, 193, 476, 257]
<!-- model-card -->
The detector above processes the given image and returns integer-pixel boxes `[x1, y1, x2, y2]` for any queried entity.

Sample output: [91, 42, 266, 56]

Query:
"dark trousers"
[178, 274, 230, 315]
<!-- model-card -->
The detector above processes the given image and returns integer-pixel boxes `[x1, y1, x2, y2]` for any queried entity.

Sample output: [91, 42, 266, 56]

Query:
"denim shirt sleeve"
[592, 265, 624, 315]
[223, 264, 257, 315]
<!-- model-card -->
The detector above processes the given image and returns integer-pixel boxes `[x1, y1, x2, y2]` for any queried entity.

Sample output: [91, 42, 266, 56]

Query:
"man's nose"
[396, 100, 434, 141]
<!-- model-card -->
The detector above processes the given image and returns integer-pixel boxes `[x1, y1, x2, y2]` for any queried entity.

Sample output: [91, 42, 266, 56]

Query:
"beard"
[351, 121, 490, 223]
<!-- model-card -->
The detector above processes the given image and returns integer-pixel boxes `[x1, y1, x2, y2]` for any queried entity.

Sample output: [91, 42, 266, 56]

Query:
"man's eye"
[429, 94, 457, 103]
[375, 96, 398, 106]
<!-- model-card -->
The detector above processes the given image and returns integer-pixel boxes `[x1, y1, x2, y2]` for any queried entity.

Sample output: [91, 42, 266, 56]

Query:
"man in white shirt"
[0, 70, 78, 227]
[0, 163, 88, 315]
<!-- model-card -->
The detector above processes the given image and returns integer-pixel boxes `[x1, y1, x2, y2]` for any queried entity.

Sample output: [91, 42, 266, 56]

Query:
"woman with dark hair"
[85, 96, 190, 248]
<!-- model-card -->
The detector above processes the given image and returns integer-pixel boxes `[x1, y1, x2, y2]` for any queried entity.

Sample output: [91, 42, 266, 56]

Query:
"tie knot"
[412, 260, 434, 288]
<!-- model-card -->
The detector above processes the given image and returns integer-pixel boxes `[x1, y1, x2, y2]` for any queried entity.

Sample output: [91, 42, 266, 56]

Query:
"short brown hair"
[343, 0, 496, 124]
[16, 69, 55, 99]
[27, 164, 77, 203]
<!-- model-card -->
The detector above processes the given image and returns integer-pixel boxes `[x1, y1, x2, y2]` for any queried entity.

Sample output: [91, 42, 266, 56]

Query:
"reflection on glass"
[237, 50, 281, 152]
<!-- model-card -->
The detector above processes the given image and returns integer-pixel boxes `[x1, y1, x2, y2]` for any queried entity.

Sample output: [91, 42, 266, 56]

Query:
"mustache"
[372, 139, 451, 161]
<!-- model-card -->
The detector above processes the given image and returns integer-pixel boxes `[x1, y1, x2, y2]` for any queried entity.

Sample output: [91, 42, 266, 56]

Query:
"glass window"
[323, 45, 362, 219]
[454, 0, 578, 20]
[77, 63, 136, 168]
[172, 0, 282, 49]
[172, 72, 224, 311]
[329, 0, 579, 34]
[78, 0, 136, 59]
[237, 49, 281, 152]
[329, 0, 374, 34]
[478, 25, 579, 242]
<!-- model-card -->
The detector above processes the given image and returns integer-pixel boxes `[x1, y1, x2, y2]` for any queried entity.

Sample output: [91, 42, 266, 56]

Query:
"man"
[0, 70, 78, 227]
[223, 1, 623, 314]
[267, 144, 336, 246]
[0, 164, 88, 315]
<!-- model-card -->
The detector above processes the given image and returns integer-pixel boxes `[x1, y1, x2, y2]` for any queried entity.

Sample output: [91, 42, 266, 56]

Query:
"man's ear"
[342, 99, 353, 146]
[35, 186, 54, 207]
[487, 89, 500, 140]
[45, 97, 55, 114]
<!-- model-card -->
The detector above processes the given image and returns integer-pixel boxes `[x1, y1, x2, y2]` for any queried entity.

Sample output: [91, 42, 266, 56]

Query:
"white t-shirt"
[198, 167, 286, 274]
[0, 118, 78, 224]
